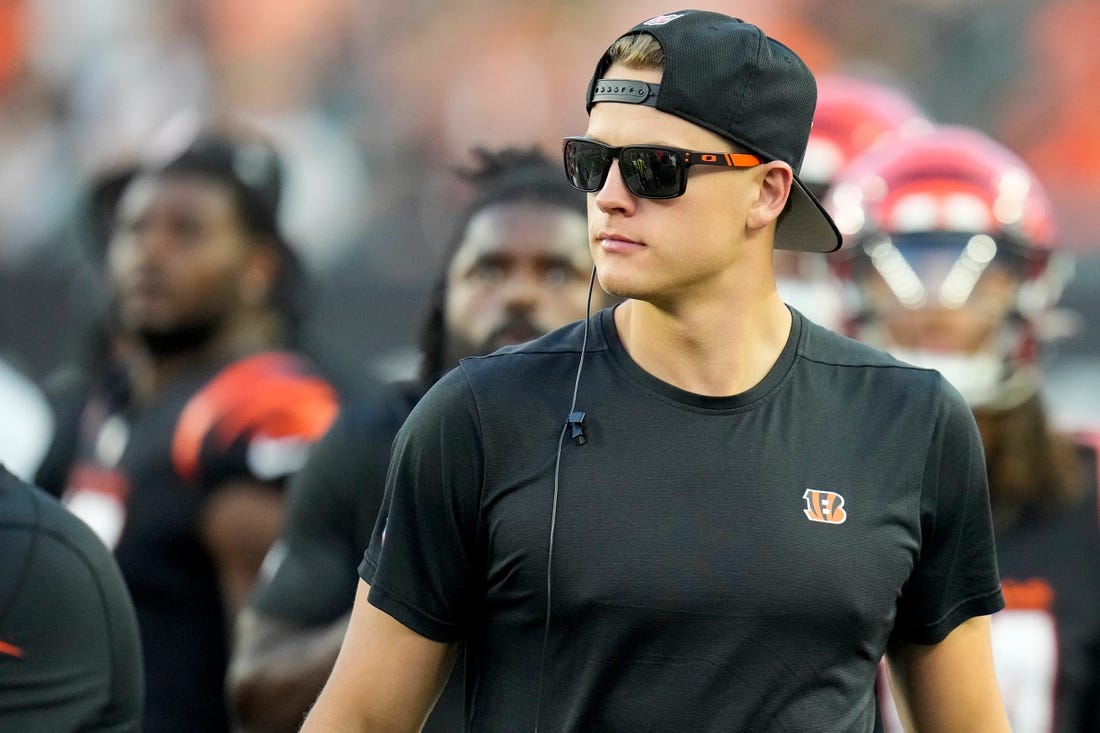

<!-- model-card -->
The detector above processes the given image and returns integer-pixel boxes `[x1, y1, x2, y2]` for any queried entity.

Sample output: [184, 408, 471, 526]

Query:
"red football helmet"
[800, 74, 933, 199]
[779, 75, 932, 330]
[824, 125, 1069, 409]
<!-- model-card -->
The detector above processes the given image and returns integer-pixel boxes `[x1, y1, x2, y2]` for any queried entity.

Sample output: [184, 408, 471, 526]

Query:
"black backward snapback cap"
[585, 10, 842, 253]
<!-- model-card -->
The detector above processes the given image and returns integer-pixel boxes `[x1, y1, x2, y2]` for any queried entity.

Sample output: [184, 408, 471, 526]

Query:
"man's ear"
[747, 162, 793, 231]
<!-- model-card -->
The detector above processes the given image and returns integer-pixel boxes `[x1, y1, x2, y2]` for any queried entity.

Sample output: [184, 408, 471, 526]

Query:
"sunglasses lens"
[621, 148, 683, 198]
[564, 140, 611, 192]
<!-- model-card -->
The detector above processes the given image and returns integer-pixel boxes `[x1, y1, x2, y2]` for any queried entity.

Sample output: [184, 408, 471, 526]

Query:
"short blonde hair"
[605, 34, 663, 70]
[603, 34, 758, 158]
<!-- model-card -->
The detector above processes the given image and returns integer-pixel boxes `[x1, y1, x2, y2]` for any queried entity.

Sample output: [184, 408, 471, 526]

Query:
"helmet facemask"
[846, 231, 1052, 409]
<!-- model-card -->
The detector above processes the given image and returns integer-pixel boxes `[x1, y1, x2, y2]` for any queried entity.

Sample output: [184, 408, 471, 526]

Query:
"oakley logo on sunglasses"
[562, 137, 760, 200]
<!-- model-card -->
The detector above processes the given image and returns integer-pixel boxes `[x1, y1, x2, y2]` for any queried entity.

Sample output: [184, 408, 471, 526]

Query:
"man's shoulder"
[1, 466, 79, 541]
[798, 317, 940, 378]
[0, 466, 142, 732]
[793, 316, 956, 416]
[172, 350, 341, 485]
[180, 350, 341, 428]
[465, 318, 593, 367]
[0, 466, 124, 590]
[406, 319, 598, 434]
[293, 383, 422, 486]
[456, 317, 597, 397]
[330, 381, 423, 440]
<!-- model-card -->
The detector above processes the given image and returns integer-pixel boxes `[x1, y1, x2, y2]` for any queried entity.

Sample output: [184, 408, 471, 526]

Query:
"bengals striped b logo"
[802, 489, 847, 524]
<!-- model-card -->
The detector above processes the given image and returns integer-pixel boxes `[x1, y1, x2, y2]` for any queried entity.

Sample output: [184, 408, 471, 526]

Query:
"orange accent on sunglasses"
[689, 152, 763, 167]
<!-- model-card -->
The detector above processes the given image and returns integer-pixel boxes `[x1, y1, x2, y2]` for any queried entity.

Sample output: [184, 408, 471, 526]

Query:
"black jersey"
[61, 351, 339, 733]
[362, 307, 1004, 732]
[880, 439, 1100, 733]
[0, 465, 143, 732]
[990, 439, 1100, 732]
[251, 380, 464, 732]
[253, 382, 422, 625]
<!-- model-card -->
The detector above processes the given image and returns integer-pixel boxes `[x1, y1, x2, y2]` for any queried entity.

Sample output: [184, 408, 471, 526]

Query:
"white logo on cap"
[643, 13, 685, 26]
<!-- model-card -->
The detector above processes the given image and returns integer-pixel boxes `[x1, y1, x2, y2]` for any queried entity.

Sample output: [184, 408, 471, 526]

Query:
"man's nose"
[594, 160, 637, 214]
[501, 270, 542, 308]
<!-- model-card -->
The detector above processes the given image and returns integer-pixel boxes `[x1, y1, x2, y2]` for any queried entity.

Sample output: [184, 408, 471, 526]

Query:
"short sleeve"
[171, 352, 340, 490]
[250, 408, 372, 625]
[360, 369, 484, 642]
[891, 379, 1005, 644]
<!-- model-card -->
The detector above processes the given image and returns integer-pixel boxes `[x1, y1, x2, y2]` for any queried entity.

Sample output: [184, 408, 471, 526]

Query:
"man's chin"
[137, 321, 220, 357]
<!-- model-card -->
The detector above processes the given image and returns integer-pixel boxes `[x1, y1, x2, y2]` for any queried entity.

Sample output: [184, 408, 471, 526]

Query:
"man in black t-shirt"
[0, 465, 143, 732]
[229, 147, 605, 732]
[304, 11, 1009, 733]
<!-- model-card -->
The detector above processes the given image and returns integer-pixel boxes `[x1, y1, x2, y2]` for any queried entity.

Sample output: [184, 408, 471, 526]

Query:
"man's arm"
[228, 608, 349, 733]
[301, 580, 457, 733]
[227, 399, 402, 731]
[201, 479, 285, 618]
[885, 614, 1010, 733]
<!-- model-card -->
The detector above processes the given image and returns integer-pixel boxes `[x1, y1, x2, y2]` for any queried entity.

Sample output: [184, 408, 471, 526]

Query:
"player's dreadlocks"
[417, 146, 587, 386]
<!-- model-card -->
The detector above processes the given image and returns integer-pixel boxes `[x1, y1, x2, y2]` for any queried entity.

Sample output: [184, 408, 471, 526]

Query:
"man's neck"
[125, 309, 286, 404]
[613, 291, 792, 397]
[126, 328, 252, 405]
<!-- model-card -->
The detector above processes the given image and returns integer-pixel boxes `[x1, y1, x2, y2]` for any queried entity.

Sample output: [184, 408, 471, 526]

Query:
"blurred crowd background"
[1, 0, 1098, 428]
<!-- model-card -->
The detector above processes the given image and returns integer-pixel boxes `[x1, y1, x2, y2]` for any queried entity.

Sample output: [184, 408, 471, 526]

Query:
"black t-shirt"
[363, 307, 1005, 732]
[61, 352, 339, 733]
[991, 440, 1100, 733]
[253, 382, 422, 625]
[252, 380, 465, 733]
[0, 465, 144, 732]
[880, 439, 1100, 733]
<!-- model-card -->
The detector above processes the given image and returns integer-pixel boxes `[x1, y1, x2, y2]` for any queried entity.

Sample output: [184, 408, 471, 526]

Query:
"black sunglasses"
[562, 136, 761, 200]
